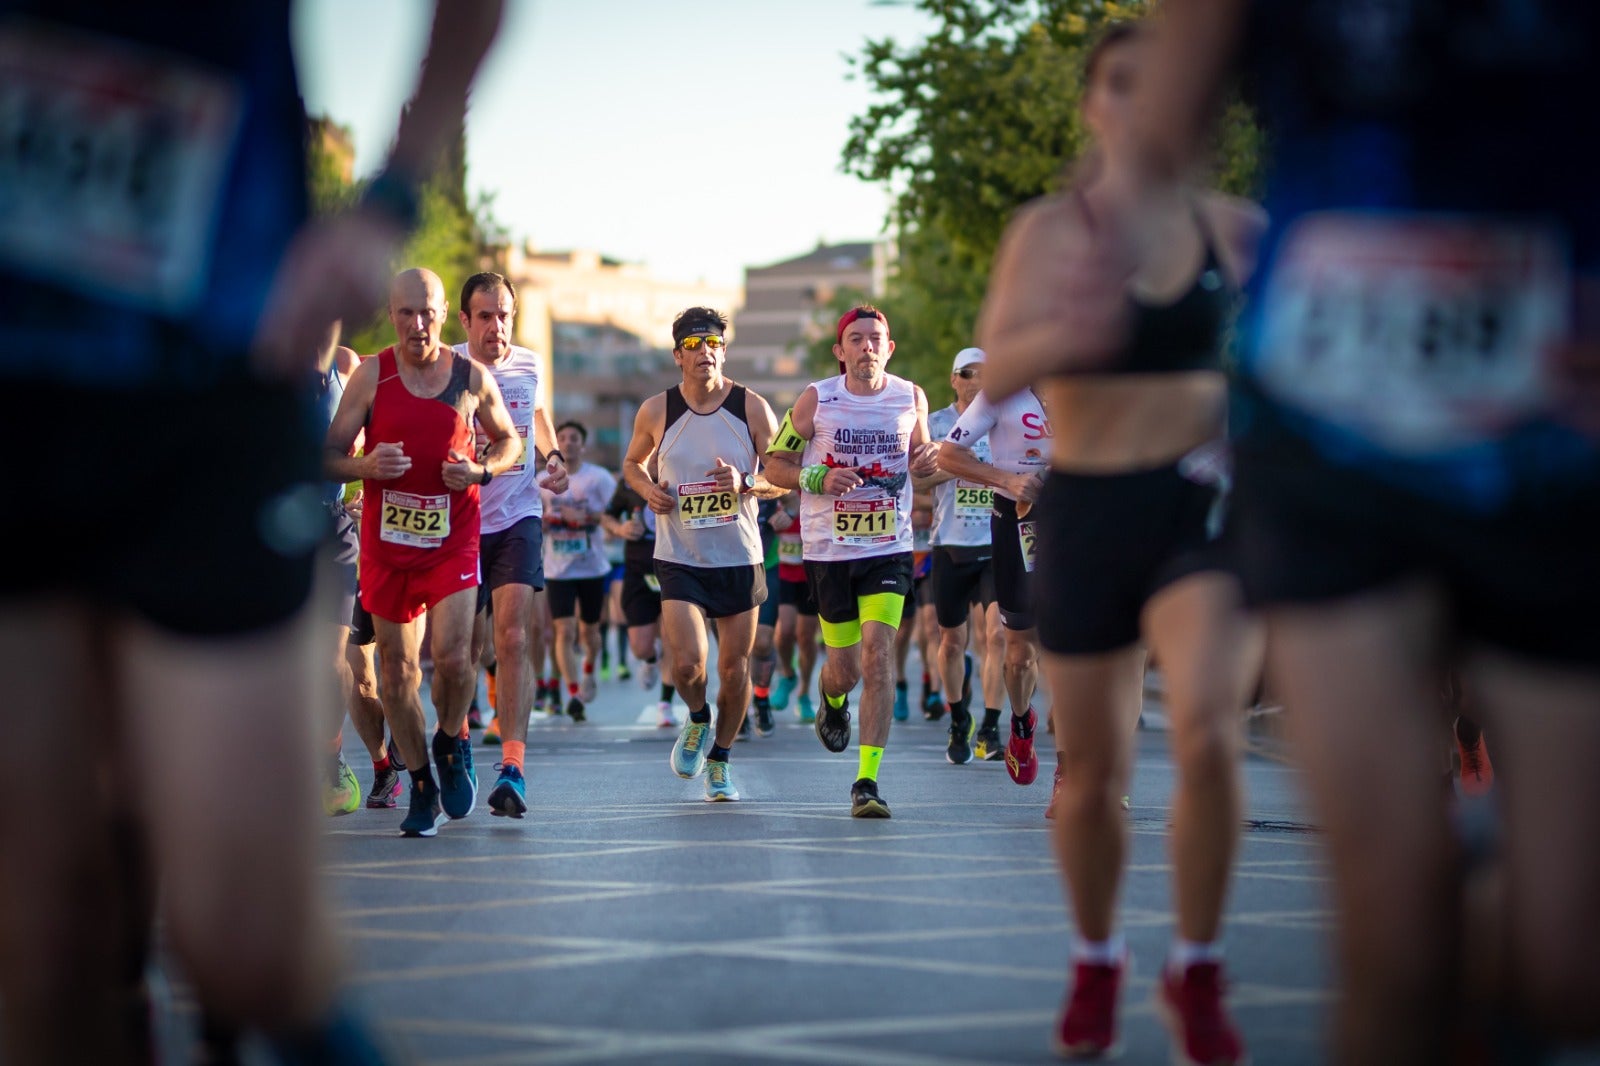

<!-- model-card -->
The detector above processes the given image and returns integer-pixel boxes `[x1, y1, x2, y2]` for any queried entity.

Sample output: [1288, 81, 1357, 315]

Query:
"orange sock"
[502, 740, 526, 771]
[458, 719, 470, 740]
[486, 671, 498, 711]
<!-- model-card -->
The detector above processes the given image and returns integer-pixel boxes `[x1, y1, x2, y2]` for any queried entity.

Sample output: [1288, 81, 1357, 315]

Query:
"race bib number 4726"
[0, 21, 244, 313]
[676, 481, 738, 529]
[1256, 213, 1569, 455]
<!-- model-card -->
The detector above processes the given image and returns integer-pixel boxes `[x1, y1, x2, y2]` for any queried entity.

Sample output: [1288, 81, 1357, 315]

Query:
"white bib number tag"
[380, 490, 450, 549]
[954, 481, 994, 520]
[833, 498, 898, 546]
[551, 530, 587, 556]
[778, 534, 803, 565]
[676, 480, 738, 528]
[0, 22, 244, 313]
[1018, 520, 1038, 574]
[1257, 213, 1568, 454]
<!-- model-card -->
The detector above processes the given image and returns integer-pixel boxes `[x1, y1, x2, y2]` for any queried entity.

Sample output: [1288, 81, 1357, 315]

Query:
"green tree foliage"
[839, 0, 1261, 388]
[306, 117, 500, 355]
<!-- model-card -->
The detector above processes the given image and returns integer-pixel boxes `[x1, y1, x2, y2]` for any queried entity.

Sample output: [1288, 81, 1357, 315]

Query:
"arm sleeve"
[947, 393, 999, 446]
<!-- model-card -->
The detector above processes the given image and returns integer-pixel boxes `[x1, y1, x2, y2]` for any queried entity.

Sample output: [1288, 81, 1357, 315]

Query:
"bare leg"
[344, 641, 388, 761]
[712, 610, 760, 748]
[491, 583, 538, 749]
[373, 616, 427, 771]
[426, 588, 480, 737]
[858, 621, 898, 748]
[661, 600, 712, 715]
[796, 615, 820, 698]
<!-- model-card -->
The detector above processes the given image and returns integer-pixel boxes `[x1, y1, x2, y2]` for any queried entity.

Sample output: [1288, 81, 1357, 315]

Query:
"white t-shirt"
[798, 374, 918, 562]
[457, 342, 545, 535]
[946, 389, 1051, 500]
[927, 402, 993, 548]
[542, 462, 617, 580]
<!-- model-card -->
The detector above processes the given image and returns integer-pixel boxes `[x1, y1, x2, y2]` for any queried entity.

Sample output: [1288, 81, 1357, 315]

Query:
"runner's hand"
[366, 441, 411, 481]
[769, 509, 795, 533]
[539, 454, 569, 494]
[821, 467, 863, 495]
[345, 490, 364, 523]
[443, 449, 480, 491]
[1008, 471, 1044, 505]
[706, 457, 740, 494]
[644, 480, 675, 515]
[909, 442, 940, 476]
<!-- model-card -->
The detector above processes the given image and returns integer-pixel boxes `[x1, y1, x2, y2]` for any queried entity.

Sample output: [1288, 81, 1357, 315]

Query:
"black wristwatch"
[480, 466, 494, 486]
[740, 473, 758, 494]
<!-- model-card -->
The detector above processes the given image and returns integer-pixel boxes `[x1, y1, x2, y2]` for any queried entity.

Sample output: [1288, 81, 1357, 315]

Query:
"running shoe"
[566, 696, 587, 723]
[796, 694, 816, 723]
[399, 778, 444, 837]
[671, 719, 711, 779]
[580, 669, 598, 704]
[324, 755, 361, 816]
[815, 693, 852, 753]
[704, 760, 739, 802]
[893, 683, 909, 722]
[754, 698, 775, 737]
[946, 708, 976, 765]
[771, 672, 796, 711]
[487, 763, 527, 818]
[367, 759, 403, 809]
[1155, 962, 1246, 1066]
[1054, 958, 1124, 1059]
[617, 663, 633, 682]
[656, 701, 676, 728]
[482, 716, 502, 746]
[1455, 728, 1495, 798]
[850, 777, 891, 818]
[973, 723, 1003, 762]
[433, 731, 477, 820]
[1046, 762, 1062, 820]
[922, 691, 945, 719]
[467, 702, 484, 731]
[1006, 707, 1039, 786]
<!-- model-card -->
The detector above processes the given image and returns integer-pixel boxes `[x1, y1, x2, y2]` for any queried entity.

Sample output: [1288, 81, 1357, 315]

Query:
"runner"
[914, 347, 1005, 763]
[764, 306, 941, 818]
[936, 374, 1051, 787]
[747, 497, 786, 737]
[772, 497, 820, 724]
[601, 478, 679, 728]
[325, 267, 521, 837]
[453, 271, 568, 817]
[541, 422, 616, 721]
[621, 308, 786, 801]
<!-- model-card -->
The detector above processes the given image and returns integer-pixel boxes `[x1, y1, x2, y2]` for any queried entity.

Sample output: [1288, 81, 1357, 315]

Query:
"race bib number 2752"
[1256, 212, 1569, 455]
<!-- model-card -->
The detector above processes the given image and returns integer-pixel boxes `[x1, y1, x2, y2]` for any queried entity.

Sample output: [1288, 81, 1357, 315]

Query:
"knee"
[938, 629, 965, 658]
[1168, 711, 1241, 788]
[671, 661, 702, 690]
[717, 659, 747, 688]
[380, 657, 419, 696]
[495, 628, 531, 665]
[432, 645, 474, 685]
[1004, 641, 1036, 674]
[1056, 737, 1127, 795]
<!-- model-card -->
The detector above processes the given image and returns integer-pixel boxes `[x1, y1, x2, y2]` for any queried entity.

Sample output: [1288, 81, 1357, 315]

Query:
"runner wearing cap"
[914, 347, 1005, 764]
[764, 305, 941, 818]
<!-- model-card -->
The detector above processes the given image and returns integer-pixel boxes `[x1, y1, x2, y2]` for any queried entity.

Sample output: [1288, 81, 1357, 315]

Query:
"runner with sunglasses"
[622, 308, 787, 802]
[763, 306, 941, 818]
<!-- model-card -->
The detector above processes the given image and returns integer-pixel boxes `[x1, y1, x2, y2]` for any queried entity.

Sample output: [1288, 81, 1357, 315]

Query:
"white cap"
[952, 347, 986, 372]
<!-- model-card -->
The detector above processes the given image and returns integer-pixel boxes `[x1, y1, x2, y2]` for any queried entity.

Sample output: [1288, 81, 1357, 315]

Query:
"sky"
[293, 0, 938, 290]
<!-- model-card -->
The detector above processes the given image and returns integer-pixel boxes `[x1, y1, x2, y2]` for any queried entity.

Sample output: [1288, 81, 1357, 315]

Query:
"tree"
[305, 116, 502, 355]
[841, 0, 1260, 387]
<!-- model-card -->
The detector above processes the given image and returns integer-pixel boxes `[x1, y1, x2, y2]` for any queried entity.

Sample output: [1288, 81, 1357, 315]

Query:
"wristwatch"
[480, 466, 494, 486]
[740, 473, 758, 494]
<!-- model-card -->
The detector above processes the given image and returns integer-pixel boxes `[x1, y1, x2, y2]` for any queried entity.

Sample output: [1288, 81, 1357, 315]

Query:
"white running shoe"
[580, 669, 598, 704]
[656, 701, 676, 728]
[642, 658, 660, 690]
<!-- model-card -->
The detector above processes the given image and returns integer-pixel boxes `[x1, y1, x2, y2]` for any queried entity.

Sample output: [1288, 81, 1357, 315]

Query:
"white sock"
[1167, 938, 1222, 972]
[1073, 933, 1125, 964]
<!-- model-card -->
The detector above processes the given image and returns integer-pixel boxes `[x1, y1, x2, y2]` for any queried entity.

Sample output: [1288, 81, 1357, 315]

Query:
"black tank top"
[1080, 194, 1236, 374]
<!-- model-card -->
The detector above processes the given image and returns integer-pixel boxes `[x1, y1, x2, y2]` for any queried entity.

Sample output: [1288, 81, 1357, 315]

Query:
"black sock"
[895, 679, 907, 693]
[983, 708, 1001, 731]
[949, 696, 970, 719]
[1454, 715, 1482, 747]
[754, 694, 771, 710]
[690, 705, 712, 724]
[617, 626, 629, 662]
[662, 683, 676, 704]
[1011, 711, 1034, 738]
[709, 744, 731, 762]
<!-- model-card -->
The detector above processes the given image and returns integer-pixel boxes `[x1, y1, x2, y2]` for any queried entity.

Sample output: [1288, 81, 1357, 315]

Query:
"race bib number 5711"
[1256, 213, 1568, 455]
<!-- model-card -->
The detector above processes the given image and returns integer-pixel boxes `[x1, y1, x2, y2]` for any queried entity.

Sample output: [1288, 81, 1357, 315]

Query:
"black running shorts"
[655, 560, 767, 620]
[621, 560, 662, 627]
[547, 577, 607, 623]
[931, 545, 995, 629]
[990, 496, 1037, 631]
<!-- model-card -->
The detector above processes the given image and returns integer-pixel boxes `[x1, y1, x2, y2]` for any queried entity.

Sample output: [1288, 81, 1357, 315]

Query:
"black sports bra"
[1078, 194, 1236, 375]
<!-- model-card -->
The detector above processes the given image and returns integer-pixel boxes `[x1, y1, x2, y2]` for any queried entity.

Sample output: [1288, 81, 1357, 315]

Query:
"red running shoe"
[1006, 707, 1039, 785]
[1053, 958, 1123, 1059]
[1156, 961, 1246, 1066]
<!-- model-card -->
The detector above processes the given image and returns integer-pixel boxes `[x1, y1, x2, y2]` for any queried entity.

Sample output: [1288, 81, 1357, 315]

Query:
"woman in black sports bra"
[977, 21, 1265, 1064]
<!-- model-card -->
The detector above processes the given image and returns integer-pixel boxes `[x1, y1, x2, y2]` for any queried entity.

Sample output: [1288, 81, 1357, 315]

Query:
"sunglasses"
[679, 335, 725, 352]
[955, 367, 981, 379]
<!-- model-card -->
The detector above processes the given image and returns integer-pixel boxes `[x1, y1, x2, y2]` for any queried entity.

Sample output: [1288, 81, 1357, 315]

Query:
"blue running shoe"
[771, 673, 797, 711]
[893, 683, 909, 722]
[487, 763, 527, 818]
[433, 731, 477, 819]
[400, 778, 443, 837]
[704, 759, 740, 802]
[797, 693, 815, 723]
[671, 719, 711, 779]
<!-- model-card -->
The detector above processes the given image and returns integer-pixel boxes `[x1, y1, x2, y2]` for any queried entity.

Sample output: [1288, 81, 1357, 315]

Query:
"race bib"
[833, 498, 898, 546]
[1257, 213, 1568, 454]
[676, 480, 738, 529]
[954, 481, 994, 519]
[380, 490, 449, 549]
[551, 531, 588, 556]
[0, 22, 244, 313]
[778, 534, 803, 565]
[1018, 520, 1039, 574]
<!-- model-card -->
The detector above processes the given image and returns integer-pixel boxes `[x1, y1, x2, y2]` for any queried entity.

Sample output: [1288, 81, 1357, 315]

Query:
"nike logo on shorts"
[461, 573, 475, 581]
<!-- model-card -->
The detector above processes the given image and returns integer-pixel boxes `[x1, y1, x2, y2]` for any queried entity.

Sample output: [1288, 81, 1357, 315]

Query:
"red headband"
[835, 307, 888, 343]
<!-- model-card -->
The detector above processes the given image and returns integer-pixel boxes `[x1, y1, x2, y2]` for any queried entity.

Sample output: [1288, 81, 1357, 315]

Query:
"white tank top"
[654, 384, 762, 568]
[945, 388, 1051, 499]
[927, 403, 993, 548]
[799, 373, 918, 562]
[457, 342, 544, 535]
